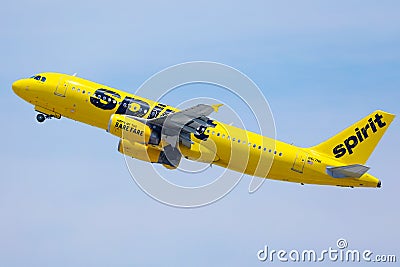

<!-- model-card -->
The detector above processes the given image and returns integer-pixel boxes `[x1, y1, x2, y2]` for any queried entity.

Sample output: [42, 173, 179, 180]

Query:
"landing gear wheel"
[36, 113, 46, 123]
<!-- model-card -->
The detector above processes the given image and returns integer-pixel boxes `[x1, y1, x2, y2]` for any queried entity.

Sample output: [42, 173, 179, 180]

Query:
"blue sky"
[1, 1, 399, 266]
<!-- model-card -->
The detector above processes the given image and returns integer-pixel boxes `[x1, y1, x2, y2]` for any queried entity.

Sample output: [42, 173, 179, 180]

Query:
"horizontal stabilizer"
[326, 164, 370, 178]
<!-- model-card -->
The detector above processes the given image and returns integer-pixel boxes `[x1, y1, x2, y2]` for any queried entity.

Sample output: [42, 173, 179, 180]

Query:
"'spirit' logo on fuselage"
[333, 113, 386, 158]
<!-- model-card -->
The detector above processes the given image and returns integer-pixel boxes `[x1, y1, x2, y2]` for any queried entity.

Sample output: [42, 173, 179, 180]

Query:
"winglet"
[212, 104, 223, 112]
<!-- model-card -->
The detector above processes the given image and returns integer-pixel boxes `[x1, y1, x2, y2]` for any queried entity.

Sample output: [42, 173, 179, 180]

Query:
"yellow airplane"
[12, 72, 395, 188]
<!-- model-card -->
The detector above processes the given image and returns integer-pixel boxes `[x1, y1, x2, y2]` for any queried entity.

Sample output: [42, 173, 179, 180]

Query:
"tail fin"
[310, 110, 395, 164]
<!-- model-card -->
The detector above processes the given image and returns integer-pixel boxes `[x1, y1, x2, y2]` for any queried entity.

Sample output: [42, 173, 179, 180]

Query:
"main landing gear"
[36, 113, 53, 123]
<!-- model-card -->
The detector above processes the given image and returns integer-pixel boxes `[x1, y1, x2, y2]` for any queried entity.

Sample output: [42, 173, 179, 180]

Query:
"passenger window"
[227, 136, 230, 140]
[72, 87, 75, 90]
[274, 151, 277, 154]
[41, 77, 46, 82]
[217, 133, 220, 137]
[269, 149, 272, 153]
[232, 137, 236, 141]
[263, 148, 267, 151]
[82, 90, 86, 94]
[77, 88, 80, 92]
[258, 146, 261, 149]
[222, 134, 225, 138]
[279, 152, 283, 156]
[237, 139, 241, 143]
[253, 144, 257, 148]
[212, 131, 215, 135]
[88, 92, 91, 95]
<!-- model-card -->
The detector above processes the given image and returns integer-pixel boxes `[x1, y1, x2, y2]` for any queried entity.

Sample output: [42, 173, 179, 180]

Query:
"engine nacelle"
[118, 139, 161, 163]
[107, 114, 160, 145]
[118, 139, 181, 169]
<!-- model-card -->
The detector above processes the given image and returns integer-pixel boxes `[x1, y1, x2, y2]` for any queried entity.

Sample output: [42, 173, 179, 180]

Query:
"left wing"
[148, 103, 222, 148]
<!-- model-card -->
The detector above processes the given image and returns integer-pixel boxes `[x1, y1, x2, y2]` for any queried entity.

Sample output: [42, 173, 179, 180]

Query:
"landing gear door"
[291, 149, 308, 173]
[55, 77, 68, 97]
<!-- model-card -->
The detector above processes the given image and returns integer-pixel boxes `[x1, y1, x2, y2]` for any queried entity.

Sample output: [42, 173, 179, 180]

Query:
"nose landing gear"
[36, 113, 46, 123]
[36, 113, 54, 123]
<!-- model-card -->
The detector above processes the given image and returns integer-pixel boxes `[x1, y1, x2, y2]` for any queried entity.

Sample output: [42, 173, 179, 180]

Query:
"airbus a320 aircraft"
[12, 73, 395, 188]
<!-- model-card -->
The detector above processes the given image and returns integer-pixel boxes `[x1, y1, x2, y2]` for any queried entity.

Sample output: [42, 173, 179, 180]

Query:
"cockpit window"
[30, 75, 46, 82]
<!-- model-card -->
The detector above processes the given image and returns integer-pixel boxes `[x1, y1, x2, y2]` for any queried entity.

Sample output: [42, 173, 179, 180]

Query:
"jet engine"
[118, 139, 161, 163]
[118, 139, 181, 169]
[109, 115, 182, 169]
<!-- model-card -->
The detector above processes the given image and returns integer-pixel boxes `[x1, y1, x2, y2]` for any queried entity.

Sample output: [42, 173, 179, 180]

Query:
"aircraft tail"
[309, 110, 395, 164]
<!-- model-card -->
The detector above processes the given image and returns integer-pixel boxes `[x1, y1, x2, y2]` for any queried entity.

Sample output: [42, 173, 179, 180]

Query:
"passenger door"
[55, 77, 69, 97]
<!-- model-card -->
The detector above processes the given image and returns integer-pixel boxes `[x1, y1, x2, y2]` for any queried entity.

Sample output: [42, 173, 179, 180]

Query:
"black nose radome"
[377, 180, 382, 188]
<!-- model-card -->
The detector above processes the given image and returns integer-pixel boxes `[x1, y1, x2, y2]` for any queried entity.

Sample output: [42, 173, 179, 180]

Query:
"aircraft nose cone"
[377, 180, 382, 188]
[12, 79, 23, 94]
[12, 79, 27, 97]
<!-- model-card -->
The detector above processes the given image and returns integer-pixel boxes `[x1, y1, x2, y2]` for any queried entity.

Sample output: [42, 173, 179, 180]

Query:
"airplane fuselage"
[12, 72, 387, 188]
